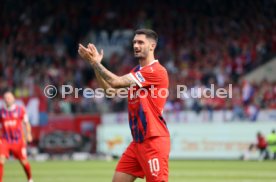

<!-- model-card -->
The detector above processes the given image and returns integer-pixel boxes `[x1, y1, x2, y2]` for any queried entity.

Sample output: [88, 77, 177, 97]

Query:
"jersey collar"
[139, 60, 158, 70]
[3, 104, 16, 111]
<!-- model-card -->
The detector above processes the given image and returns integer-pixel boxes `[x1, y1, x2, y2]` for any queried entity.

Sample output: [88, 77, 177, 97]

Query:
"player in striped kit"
[79, 29, 170, 182]
[0, 91, 33, 182]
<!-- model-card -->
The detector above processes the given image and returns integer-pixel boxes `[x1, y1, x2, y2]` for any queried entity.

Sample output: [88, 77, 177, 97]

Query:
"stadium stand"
[1, 0, 276, 116]
[244, 58, 276, 83]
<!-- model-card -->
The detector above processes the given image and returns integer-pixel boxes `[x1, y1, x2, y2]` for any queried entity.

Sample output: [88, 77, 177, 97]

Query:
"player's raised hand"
[78, 43, 94, 63]
[78, 43, 103, 65]
[88, 43, 104, 63]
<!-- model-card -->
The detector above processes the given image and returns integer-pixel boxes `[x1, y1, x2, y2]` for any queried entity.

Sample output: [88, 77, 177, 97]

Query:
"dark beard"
[134, 55, 145, 59]
[134, 51, 147, 59]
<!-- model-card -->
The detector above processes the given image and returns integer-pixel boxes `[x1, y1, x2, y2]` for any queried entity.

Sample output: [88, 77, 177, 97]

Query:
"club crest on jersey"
[135, 71, 145, 82]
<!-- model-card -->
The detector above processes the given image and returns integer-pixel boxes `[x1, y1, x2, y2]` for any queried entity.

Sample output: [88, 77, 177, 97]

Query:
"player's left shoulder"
[149, 61, 167, 73]
[16, 105, 26, 113]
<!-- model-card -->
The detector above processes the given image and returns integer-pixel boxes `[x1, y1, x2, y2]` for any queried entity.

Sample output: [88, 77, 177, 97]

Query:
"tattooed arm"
[92, 61, 135, 88]
[78, 43, 136, 88]
[94, 69, 118, 96]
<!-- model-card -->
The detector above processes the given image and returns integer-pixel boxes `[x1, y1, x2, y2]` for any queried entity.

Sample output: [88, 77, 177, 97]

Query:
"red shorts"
[0, 139, 27, 160]
[116, 136, 170, 182]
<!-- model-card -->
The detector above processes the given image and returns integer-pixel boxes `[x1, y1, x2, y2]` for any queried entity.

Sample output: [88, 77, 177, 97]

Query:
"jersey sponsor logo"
[4, 120, 17, 127]
[135, 71, 145, 83]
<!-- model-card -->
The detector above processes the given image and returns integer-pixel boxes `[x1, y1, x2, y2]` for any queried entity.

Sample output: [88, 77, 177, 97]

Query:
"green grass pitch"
[3, 160, 276, 182]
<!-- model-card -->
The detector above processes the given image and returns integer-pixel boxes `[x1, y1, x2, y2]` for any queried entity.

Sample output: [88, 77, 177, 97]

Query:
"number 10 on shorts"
[148, 158, 160, 175]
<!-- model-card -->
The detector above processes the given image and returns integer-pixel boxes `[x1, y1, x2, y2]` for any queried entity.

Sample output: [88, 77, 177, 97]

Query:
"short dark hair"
[2, 88, 13, 96]
[135, 29, 158, 43]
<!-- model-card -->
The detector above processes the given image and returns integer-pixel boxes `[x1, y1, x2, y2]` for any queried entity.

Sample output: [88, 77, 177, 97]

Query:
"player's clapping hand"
[78, 43, 103, 65]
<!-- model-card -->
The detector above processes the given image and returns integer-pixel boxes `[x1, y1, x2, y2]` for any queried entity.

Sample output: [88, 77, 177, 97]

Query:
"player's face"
[3, 92, 15, 107]
[133, 34, 151, 59]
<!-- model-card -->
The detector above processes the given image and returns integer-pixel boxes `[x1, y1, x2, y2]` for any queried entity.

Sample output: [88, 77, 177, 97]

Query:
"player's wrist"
[90, 60, 99, 67]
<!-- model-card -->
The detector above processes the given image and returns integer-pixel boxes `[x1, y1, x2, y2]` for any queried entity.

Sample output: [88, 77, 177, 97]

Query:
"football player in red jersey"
[0, 91, 33, 182]
[79, 29, 170, 182]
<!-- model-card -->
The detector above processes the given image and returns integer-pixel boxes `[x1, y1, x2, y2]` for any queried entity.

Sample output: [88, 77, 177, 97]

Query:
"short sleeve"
[130, 68, 165, 88]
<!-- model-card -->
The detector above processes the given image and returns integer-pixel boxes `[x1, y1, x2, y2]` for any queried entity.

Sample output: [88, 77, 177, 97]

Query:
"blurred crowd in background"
[1, 0, 276, 119]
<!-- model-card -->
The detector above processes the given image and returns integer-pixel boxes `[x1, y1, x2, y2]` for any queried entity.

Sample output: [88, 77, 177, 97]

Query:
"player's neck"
[139, 55, 155, 67]
[4, 104, 16, 111]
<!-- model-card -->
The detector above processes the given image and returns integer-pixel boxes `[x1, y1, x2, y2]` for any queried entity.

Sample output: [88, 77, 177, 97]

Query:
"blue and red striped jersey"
[0, 105, 27, 144]
[128, 60, 170, 142]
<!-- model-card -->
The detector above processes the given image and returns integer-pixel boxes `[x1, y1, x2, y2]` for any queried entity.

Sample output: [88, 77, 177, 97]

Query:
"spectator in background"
[256, 132, 269, 161]
[1, 0, 276, 115]
[244, 102, 259, 121]
[231, 86, 244, 121]
[267, 129, 276, 160]
[242, 80, 254, 105]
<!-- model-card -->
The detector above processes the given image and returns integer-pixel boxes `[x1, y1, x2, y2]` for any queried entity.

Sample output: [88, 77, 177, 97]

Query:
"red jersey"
[0, 104, 27, 144]
[128, 60, 170, 142]
[257, 135, 267, 149]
